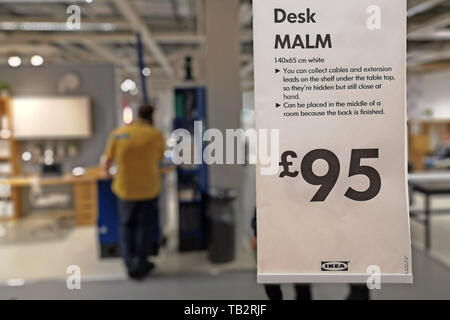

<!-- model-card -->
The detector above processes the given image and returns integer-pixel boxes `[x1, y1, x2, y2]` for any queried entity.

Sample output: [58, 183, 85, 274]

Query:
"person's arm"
[102, 132, 117, 178]
[103, 158, 114, 178]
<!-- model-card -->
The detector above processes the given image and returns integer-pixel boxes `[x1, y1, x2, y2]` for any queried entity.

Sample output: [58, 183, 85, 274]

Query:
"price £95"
[279, 149, 382, 202]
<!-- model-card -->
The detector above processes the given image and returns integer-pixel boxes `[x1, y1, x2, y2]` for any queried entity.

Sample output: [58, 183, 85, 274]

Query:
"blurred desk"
[0, 174, 97, 187]
[0, 168, 102, 225]
[409, 172, 450, 251]
[409, 172, 450, 183]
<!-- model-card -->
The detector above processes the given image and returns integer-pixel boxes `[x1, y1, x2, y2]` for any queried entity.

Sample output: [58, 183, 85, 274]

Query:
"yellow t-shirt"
[104, 121, 165, 201]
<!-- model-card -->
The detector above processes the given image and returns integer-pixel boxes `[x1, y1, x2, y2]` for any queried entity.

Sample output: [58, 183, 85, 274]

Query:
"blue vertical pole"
[136, 32, 149, 103]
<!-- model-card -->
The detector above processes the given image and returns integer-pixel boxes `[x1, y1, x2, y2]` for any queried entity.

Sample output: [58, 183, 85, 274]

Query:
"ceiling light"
[30, 55, 44, 67]
[8, 56, 21, 68]
[142, 67, 151, 77]
[120, 82, 128, 92]
[21, 152, 32, 162]
[126, 80, 136, 91]
[120, 79, 137, 92]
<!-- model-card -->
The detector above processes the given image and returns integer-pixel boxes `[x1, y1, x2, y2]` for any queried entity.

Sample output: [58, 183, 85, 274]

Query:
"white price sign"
[253, 0, 412, 283]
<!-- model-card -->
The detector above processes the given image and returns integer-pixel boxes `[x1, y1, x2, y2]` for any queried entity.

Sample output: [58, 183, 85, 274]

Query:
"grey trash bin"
[207, 188, 237, 263]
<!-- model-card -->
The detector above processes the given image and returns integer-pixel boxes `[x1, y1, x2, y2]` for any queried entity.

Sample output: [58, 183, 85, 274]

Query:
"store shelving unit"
[174, 87, 209, 252]
[408, 119, 450, 171]
[0, 96, 22, 221]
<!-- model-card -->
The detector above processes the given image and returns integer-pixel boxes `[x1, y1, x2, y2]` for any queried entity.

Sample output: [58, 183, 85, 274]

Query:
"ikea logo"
[321, 261, 349, 272]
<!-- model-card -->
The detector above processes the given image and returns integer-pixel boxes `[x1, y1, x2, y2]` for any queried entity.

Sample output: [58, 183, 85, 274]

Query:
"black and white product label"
[253, 0, 412, 283]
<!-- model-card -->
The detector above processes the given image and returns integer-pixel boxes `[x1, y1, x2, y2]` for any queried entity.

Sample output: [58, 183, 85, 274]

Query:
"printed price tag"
[253, 0, 412, 283]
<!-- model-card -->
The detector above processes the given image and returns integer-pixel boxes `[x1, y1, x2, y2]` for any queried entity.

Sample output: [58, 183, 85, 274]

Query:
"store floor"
[0, 182, 449, 299]
[0, 248, 449, 300]
[0, 225, 255, 283]
[410, 193, 450, 268]
[2, 194, 450, 283]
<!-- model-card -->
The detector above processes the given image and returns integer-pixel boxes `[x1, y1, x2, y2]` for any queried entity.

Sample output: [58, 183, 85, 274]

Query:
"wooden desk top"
[0, 166, 174, 187]
[0, 167, 104, 187]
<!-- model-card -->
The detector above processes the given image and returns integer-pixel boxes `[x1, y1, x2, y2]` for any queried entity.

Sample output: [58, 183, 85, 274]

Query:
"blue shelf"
[178, 167, 202, 175]
[174, 87, 209, 252]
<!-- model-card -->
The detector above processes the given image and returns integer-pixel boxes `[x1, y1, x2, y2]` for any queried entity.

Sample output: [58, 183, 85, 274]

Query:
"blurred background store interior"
[0, 0, 449, 299]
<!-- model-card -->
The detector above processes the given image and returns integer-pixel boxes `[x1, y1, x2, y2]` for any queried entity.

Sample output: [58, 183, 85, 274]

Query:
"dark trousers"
[264, 284, 369, 300]
[347, 284, 370, 300]
[118, 197, 159, 269]
[265, 284, 312, 300]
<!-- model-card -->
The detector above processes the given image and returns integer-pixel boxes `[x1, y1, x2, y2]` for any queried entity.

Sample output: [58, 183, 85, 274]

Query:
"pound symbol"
[279, 151, 299, 178]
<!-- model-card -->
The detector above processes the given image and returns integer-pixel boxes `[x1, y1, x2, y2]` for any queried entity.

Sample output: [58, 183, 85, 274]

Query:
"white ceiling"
[0, 0, 448, 85]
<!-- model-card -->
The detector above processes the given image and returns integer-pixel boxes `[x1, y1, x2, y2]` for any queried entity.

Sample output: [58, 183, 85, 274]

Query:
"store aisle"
[1, 248, 449, 300]
[0, 224, 255, 284]
[410, 193, 450, 268]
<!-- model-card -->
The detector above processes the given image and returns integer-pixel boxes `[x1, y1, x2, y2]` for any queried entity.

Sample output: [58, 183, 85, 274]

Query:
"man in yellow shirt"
[103, 104, 165, 280]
